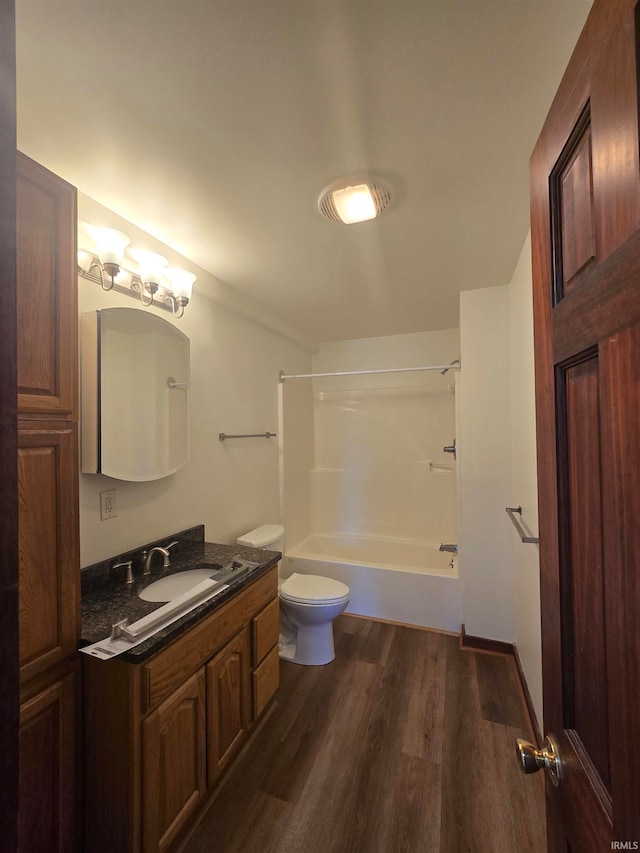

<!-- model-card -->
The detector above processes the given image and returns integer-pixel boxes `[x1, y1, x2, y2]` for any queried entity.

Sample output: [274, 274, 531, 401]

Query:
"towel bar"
[506, 506, 540, 544]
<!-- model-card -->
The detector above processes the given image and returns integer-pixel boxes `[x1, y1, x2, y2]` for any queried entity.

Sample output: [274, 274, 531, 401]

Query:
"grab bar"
[506, 506, 539, 544]
[219, 432, 276, 441]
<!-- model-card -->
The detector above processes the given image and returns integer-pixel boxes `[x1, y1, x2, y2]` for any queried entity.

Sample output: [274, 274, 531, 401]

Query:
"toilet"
[236, 525, 350, 666]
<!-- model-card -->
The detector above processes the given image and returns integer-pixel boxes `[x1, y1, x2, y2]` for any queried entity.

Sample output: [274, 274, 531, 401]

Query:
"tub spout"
[439, 543, 458, 553]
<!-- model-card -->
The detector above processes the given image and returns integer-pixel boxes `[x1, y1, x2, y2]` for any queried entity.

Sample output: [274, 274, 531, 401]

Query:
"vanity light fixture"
[129, 249, 168, 306]
[317, 176, 392, 224]
[77, 221, 196, 318]
[82, 225, 130, 290]
[163, 268, 196, 318]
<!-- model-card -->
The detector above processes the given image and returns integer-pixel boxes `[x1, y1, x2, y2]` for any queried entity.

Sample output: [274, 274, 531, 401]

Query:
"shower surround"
[282, 330, 462, 631]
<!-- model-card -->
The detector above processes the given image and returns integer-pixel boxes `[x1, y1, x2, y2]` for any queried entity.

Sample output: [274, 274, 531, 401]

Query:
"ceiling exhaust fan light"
[318, 176, 391, 224]
[332, 184, 377, 224]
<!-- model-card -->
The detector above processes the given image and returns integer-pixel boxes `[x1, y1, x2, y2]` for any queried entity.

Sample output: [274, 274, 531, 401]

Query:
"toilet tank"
[236, 524, 284, 553]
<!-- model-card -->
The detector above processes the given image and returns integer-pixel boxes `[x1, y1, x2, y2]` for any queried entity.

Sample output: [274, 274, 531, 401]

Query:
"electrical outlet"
[100, 489, 117, 520]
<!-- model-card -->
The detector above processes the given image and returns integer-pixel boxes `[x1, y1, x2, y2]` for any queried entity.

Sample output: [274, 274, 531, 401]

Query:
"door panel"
[19, 671, 77, 852]
[16, 153, 77, 417]
[142, 668, 206, 853]
[560, 357, 609, 788]
[206, 627, 251, 784]
[530, 0, 640, 848]
[18, 421, 79, 684]
[550, 106, 596, 298]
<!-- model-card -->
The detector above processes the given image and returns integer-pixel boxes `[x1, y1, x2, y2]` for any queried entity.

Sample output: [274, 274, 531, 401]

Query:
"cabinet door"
[19, 670, 77, 853]
[17, 152, 77, 417]
[251, 597, 279, 666]
[142, 669, 206, 853]
[206, 627, 252, 785]
[18, 421, 79, 685]
[252, 644, 280, 720]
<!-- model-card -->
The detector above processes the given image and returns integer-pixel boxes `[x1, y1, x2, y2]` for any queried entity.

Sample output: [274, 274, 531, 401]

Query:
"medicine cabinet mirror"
[81, 307, 190, 481]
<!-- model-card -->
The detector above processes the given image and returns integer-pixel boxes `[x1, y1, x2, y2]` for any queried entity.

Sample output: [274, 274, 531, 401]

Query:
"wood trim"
[552, 224, 640, 363]
[0, 0, 18, 848]
[459, 624, 514, 656]
[460, 629, 543, 754]
[513, 644, 543, 747]
[82, 654, 143, 852]
[343, 611, 460, 637]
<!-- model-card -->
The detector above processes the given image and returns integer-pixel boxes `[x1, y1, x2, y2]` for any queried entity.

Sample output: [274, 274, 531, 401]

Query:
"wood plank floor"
[179, 616, 546, 853]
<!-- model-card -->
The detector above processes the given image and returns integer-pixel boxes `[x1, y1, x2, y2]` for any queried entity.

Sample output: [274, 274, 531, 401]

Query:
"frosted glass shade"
[332, 184, 377, 224]
[131, 249, 168, 285]
[87, 225, 130, 266]
[165, 268, 196, 300]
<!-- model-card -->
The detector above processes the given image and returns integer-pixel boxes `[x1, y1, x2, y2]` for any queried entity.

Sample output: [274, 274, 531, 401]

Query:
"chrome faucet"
[439, 543, 458, 554]
[142, 541, 178, 576]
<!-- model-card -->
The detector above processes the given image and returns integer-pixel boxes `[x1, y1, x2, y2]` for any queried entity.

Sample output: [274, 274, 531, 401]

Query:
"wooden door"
[19, 670, 77, 852]
[0, 0, 18, 848]
[16, 152, 77, 418]
[18, 421, 80, 685]
[206, 627, 251, 784]
[142, 668, 206, 853]
[530, 0, 640, 848]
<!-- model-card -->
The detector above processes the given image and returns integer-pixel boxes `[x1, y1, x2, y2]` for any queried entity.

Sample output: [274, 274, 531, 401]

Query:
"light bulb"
[332, 184, 377, 224]
[164, 268, 196, 301]
[131, 249, 168, 285]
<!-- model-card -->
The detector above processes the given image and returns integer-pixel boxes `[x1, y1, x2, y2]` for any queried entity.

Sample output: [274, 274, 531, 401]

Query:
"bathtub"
[285, 533, 461, 633]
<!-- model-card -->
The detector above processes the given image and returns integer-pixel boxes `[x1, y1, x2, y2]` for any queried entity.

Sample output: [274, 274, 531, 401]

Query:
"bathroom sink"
[139, 565, 223, 602]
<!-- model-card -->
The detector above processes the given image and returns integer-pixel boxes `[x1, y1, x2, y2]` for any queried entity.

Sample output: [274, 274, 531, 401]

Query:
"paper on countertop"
[80, 578, 230, 661]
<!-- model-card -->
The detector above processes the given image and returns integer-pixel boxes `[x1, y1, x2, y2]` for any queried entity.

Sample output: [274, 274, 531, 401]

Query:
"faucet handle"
[113, 560, 134, 585]
[163, 541, 178, 567]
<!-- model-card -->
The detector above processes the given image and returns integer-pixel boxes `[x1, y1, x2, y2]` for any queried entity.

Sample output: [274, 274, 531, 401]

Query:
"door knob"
[515, 735, 561, 787]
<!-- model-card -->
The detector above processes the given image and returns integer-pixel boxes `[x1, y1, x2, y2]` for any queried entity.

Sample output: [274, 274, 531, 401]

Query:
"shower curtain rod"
[279, 362, 460, 382]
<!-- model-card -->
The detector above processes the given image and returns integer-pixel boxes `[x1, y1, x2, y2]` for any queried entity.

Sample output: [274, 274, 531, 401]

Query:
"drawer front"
[251, 597, 279, 666]
[252, 644, 280, 720]
[142, 567, 277, 713]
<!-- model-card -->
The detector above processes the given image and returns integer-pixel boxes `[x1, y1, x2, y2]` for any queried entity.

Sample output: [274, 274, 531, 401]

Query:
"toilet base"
[278, 622, 336, 666]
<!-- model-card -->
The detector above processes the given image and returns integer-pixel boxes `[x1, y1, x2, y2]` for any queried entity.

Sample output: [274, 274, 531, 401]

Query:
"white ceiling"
[15, 1, 592, 345]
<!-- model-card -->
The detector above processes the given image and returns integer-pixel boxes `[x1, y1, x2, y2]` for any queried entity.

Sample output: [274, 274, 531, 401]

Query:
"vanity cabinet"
[83, 567, 279, 853]
[142, 670, 207, 853]
[16, 152, 80, 852]
[206, 626, 252, 783]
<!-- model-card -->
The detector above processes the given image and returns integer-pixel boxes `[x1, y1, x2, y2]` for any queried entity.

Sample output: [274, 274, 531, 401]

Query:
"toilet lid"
[279, 572, 350, 605]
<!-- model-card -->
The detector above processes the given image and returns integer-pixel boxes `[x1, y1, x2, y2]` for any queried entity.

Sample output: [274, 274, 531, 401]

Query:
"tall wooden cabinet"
[16, 152, 80, 852]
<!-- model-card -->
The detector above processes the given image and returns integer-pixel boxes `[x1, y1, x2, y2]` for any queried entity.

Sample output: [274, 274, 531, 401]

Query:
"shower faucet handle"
[443, 438, 456, 459]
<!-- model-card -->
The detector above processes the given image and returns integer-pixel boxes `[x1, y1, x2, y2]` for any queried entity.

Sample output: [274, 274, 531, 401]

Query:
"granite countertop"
[81, 534, 280, 663]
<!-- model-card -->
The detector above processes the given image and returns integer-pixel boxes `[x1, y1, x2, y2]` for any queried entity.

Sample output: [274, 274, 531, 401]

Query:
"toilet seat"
[279, 572, 350, 606]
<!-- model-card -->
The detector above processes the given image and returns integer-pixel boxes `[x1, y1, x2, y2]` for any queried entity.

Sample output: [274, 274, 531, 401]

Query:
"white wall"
[458, 285, 514, 641]
[458, 233, 542, 727]
[508, 233, 542, 726]
[78, 194, 313, 567]
[279, 377, 314, 552]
